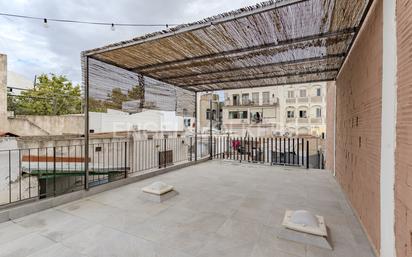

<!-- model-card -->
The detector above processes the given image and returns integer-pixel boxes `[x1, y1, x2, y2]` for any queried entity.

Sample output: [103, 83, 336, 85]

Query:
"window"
[206, 108, 212, 120]
[229, 111, 247, 119]
[229, 111, 239, 119]
[287, 110, 295, 118]
[288, 91, 294, 98]
[184, 119, 191, 127]
[242, 93, 249, 105]
[252, 92, 259, 105]
[262, 92, 270, 104]
[316, 88, 321, 96]
[299, 89, 307, 97]
[232, 94, 239, 106]
[316, 108, 322, 118]
[299, 110, 307, 118]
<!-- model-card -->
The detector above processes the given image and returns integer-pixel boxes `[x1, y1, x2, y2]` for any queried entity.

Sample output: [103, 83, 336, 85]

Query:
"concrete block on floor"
[140, 190, 178, 203]
[276, 226, 333, 250]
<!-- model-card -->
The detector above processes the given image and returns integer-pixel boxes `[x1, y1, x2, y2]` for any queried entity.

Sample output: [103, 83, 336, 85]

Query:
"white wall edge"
[333, 82, 337, 177]
[381, 0, 397, 256]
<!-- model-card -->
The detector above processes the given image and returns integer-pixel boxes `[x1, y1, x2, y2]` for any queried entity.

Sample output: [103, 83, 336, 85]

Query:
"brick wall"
[334, 0, 382, 253]
[325, 81, 335, 172]
[395, 0, 412, 256]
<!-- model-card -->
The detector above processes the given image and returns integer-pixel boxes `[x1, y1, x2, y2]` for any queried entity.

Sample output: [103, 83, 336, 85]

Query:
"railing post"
[306, 140, 309, 169]
[297, 138, 299, 165]
[194, 92, 198, 162]
[301, 138, 304, 166]
[270, 138, 273, 165]
[164, 137, 167, 168]
[124, 142, 128, 178]
[9, 150, 11, 204]
[288, 138, 290, 165]
[213, 137, 216, 159]
[190, 137, 193, 161]
[209, 99, 213, 159]
[84, 56, 90, 190]
[53, 147, 56, 196]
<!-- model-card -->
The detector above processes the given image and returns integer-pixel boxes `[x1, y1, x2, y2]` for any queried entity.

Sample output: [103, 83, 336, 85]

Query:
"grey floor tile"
[0, 221, 32, 246]
[0, 233, 55, 257]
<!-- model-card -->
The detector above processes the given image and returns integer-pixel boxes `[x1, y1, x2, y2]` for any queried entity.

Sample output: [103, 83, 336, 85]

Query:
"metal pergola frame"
[81, 0, 374, 189]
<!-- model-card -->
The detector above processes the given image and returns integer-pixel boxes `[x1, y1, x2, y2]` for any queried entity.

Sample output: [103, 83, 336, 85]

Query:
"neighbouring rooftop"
[0, 160, 375, 257]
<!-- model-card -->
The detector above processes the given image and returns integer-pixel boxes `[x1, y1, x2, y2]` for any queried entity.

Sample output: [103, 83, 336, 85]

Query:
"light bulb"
[43, 18, 48, 28]
[111, 23, 115, 31]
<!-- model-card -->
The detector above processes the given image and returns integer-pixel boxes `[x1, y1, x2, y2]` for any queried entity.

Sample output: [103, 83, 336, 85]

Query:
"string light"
[0, 12, 178, 29]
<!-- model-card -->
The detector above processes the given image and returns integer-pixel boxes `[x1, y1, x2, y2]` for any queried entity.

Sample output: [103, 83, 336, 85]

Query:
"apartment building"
[222, 86, 281, 137]
[197, 93, 222, 133]
[283, 83, 326, 136]
[221, 83, 326, 137]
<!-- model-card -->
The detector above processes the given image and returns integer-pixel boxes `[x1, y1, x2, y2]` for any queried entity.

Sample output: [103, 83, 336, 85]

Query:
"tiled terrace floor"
[0, 160, 375, 257]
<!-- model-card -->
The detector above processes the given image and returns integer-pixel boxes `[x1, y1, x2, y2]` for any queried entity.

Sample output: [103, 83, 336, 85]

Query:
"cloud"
[0, 0, 259, 85]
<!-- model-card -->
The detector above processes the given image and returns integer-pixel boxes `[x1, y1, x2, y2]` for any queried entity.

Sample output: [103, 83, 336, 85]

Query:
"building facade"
[222, 86, 281, 137]
[221, 83, 326, 137]
[283, 83, 326, 136]
[196, 93, 222, 133]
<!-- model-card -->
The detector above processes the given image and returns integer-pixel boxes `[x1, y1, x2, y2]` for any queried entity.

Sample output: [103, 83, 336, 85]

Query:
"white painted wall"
[0, 138, 38, 205]
[89, 109, 185, 133]
[380, 0, 397, 256]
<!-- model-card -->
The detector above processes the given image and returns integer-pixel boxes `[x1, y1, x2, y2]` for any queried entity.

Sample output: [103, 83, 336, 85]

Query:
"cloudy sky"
[0, 0, 259, 85]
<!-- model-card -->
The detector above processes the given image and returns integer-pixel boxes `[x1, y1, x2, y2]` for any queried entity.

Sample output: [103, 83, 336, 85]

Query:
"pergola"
[81, 0, 373, 187]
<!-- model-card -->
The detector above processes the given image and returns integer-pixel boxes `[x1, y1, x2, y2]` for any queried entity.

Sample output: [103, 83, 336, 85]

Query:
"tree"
[105, 88, 128, 110]
[88, 84, 144, 112]
[127, 84, 144, 100]
[10, 74, 82, 115]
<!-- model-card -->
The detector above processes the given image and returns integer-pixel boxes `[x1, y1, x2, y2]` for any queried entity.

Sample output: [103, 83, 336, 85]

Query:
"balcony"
[311, 96, 323, 103]
[286, 118, 296, 123]
[297, 97, 309, 103]
[297, 118, 309, 123]
[0, 159, 375, 257]
[224, 100, 277, 107]
[286, 98, 296, 104]
[311, 118, 323, 124]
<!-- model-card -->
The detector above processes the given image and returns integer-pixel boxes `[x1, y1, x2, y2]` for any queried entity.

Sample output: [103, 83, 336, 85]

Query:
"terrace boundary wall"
[0, 157, 210, 223]
[333, 0, 383, 254]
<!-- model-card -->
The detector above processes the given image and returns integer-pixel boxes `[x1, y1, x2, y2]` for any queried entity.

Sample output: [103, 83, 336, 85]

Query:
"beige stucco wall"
[334, 0, 382, 253]
[7, 115, 84, 136]
[395, 0, 412, 256]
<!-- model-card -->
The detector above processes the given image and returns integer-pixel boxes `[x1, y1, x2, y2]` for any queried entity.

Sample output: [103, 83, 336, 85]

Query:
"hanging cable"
[0, 12, 179, 28]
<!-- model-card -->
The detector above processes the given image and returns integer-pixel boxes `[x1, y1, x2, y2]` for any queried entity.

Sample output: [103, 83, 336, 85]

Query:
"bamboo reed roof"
[83, 0, 373, 92]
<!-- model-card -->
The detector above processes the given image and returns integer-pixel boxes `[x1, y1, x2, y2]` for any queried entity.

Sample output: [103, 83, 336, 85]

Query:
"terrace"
[0, 160, 375, 257]
[0, 0, 381, 256]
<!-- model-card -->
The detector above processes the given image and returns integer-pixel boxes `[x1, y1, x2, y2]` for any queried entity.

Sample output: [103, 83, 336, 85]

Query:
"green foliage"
[127, 84, 144, 100]
[8, 74, 82, 115]
[89, 84, 144, 113]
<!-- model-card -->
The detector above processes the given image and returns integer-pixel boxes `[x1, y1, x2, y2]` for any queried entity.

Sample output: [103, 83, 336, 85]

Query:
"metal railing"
[0, 135, 323, 208]
[211, 136, 312, 168]
[0, 136, 213, 208]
